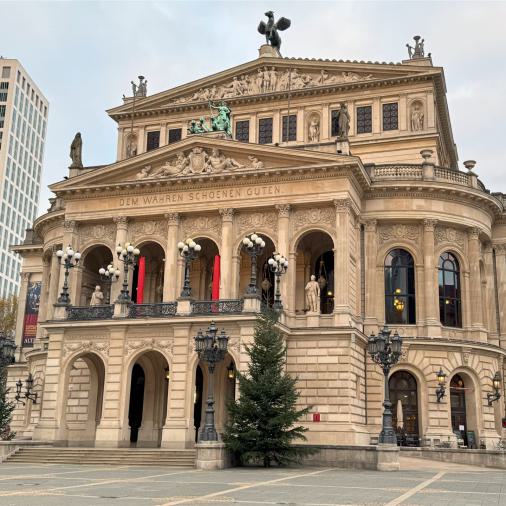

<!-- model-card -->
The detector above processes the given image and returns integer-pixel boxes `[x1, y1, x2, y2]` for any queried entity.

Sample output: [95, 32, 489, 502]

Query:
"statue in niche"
[305, 275, 321, 313]
[125, 134, 138, 158]
[308, 116, 320, 143]
[69, 132, 83, 168]
[257, 10, 291, 51]
[90, 285, 104, 306]
[206, 148, 243, 172]
[335, 102, 350, 139]
[411, 103, 424, 131]
[248, 155, 265, 169]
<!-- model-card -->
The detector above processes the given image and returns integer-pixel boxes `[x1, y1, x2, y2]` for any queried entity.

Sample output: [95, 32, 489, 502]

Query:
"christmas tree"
[224, 310, 312, 467]
[0, 370, 15, 440]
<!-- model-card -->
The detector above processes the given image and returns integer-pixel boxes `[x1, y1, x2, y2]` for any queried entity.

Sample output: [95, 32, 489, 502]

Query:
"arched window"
[384, 249, 416, 324]
[438, 252, 462, 327]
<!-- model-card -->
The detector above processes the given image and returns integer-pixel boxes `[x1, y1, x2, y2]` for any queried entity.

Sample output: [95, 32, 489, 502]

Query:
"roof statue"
[257, 10, 291, 51]
[131, 75, 147, 98]
[69, 132, 83, 168]
[187, 101, 232, 137]
[406, 36, 425, 59]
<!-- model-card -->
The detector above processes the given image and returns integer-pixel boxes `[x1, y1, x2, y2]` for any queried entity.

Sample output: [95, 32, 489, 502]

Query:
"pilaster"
[163, 213, 180, 301]
[47, 248, 61, 320]
[494, 244, 506, 349]
[219, 209, 234, 299]
[468, 227, 486, 340]
[483, 244, 497, 345]
[363, 219, 378, 333]
[275, 204, 291, 312]
[59, 220, 80, 306]
[14, 272, 30, 360]
[423, 219, 441, 336]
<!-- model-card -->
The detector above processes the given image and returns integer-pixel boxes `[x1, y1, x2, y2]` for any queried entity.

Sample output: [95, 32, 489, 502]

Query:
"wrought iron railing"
[66, 305, 114, 321]
[128, 302, 178, 318]
[191, 299, 244, 315]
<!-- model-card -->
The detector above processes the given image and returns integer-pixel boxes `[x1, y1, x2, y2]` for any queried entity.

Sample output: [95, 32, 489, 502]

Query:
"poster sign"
[22, 281, 41, 347]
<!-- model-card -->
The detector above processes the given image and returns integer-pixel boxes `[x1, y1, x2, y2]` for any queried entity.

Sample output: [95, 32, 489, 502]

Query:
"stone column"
[363, 219, 378, 333]
[423, 219, 441, 336]
[272, 111, 280, 144]
[47, 249, 61, 319]
[219, 209, 234, 299]
[111, 217, 128, 302]
[136, 126, 145, 155]
[321, 105, 330, 141]
[483, 244, 498, 345]
[57, 220, 80, 306]
[494, 244, 506, 348]
[275, 205, 291, 312]
[160, 123, 167, 147]
[163, 213, 180, 301]
[333, 199, 353, 325]
[13, 272, 30, 359]
[468, 227, 485, 338]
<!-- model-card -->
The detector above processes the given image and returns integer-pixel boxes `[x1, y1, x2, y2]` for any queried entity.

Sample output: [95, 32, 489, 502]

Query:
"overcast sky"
[2, 0, 506, 215]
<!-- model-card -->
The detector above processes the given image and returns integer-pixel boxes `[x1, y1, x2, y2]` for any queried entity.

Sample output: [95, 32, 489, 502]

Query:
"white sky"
[2, 0, 505, 215]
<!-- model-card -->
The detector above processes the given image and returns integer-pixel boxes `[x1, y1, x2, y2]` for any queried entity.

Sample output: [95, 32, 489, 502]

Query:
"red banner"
[212, 255, 220, 300]
[137, 257, 146, 303]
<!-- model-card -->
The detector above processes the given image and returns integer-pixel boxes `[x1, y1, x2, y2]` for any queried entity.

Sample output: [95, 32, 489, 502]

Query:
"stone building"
[7, 38, 506, 451]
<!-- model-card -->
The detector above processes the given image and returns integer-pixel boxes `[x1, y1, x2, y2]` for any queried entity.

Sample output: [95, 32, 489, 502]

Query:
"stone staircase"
[5, 447, 196, 467]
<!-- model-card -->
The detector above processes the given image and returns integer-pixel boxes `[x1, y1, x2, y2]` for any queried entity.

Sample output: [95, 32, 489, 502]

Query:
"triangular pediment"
[50, 136, 367, 193]
[107, 56, 440, 118]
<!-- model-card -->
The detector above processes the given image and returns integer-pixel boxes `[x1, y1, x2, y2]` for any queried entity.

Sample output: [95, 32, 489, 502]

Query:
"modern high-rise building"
[0, 58, 48, 297]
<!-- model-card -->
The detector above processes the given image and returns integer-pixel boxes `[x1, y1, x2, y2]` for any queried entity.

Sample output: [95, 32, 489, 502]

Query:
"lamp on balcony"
[98, 264, 121, 303]
[268, 252, 288, 312]
[242, 233, 265, 296]
[115, 242, 140, 303]
[55, 245, 81, 305]
[178, 238, 201, 298]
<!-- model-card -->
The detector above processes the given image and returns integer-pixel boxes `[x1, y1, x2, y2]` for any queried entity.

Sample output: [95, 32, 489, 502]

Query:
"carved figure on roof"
[131, 75, 147, 98]
[188, 117, 210, 135]
[257, 11, 291, 51]
[407, 35, 425, 59]
[334, 102, 350, 140]
[209, 101, 232, 136]
[136, 166, 152, 179]
[206, 148, 243, 173]
[188, 147, 209, 174]
[248, 156, 265, 170]
[69, 132, 83, 168]
[157, 152, 189, 177]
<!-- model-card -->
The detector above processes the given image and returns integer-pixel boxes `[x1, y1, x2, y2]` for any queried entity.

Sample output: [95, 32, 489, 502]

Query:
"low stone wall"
[298, 444, 399, 471]
[401, 447, 506, 469]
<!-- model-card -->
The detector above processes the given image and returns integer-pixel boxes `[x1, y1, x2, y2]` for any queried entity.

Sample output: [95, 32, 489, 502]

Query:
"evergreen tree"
[0, 370, 15, 441]
[224, 310, 312, 467]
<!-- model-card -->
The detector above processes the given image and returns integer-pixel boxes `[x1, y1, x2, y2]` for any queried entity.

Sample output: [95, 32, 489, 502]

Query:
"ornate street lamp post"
[436, 367, 447, 402]
[367, 326, 402, 444]
[98, 264, 121, 304]
[0, 331, 16, 375]
[115, 242, 140, 303]
[178, 238, 201, 298]
[55, 245, 81, 305]
[268, 252, 288, 311]
[242, 233, 266, 296]
[15, 373, 38, 405]
[487, 372, 502, 406]
[194, 321, 229, 441]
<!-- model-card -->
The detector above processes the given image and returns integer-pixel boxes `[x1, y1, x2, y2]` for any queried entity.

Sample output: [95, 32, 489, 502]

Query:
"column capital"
[333, 197, 353, 214]
[423, 218, 438, 231]
[20, 271, 31, 282]
[362, 219, 377, 232]
[164, 212, 180, 225]
[219, 208, 235, 222]
[113, 216, 128, 226]
[468, 227, 482, 240]
[275, 204, 291, 218]
[494, 243, 506, 256]
[63, 219, 77, 233]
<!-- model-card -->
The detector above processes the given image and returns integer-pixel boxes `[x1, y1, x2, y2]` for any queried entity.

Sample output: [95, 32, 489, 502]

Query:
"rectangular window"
[146, 130, 160, 151]
[356, 106, 372, 134]
[0, 93, 7, 102]
[0, 82, 9, 90]
[281, 114, 297, 142]
[382, 102, 398, 131]
[235, 120, 250, 142]
[1, 67, 10, 79]
[258, 117, 273, 144]
[168, 128, 182, 144]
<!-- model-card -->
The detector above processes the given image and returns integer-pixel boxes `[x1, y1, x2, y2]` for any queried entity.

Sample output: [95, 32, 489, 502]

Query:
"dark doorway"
[194, 365, 204, 442]
[314, 251, 334, 314]
[450, 374, 468, 445]
[389, 371, 419, 446]
[128, 363, 145, 443]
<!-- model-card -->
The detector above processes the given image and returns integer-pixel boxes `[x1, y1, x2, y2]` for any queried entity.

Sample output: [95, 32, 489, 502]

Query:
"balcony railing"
[191, 299, 244, 315]
[66, 305, 114, 321]
[128, 302, 178, 318]
[373, 164, 423, 180]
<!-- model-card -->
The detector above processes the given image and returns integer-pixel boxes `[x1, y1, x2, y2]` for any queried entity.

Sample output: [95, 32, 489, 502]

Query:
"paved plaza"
[0, 457, 504, 505]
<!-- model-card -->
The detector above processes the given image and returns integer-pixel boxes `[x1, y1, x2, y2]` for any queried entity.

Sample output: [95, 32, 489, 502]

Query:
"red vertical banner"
[212, 255, 220, 301]
[137, 256, 146, 303]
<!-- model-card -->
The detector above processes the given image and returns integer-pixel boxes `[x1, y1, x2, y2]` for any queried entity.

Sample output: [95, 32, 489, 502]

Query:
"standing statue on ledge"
[69, 132, 83, 168]
[257, 10, 291, 51]
[309, 116, 320, 142]
[209, 101, 232, 136]
[90, 285, 104, 306]
[131, 75, 147, 98]
[406, 36, 425, 59]
[305, 275, 321, 313]
[335, 103, 350, 139]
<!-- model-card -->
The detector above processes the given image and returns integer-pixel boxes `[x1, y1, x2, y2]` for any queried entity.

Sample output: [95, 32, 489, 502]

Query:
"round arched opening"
[389, 370, 420, 446]
[80, 245, 113, 305]
[450, 372, 479, 448]
[131, 242, 165, 303]
[189, 238, 220, 300]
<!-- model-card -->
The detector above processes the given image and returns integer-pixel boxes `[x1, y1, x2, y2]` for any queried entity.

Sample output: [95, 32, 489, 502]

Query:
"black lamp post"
[436, 368, 446, 402]
[242, 233, 266, 296]
[367, 326, 402, 444]
[115, 242, 140, 303]
[15, 372, 38, 405]
[268, 252, 289, 311]
[487, 372, 502, 406]
[98, 264, 121, 304]
[56, 245, 81, 305]
[0, 331, 16, 375]
[178, 238, 201, 298]
[194, 321, 229, 441]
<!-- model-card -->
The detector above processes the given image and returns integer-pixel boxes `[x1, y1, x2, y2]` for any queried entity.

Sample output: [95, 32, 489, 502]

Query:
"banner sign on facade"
[22, 281, 41, 347]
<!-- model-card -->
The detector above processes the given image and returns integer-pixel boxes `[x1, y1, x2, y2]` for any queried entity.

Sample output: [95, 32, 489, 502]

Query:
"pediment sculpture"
[171, 67, 374, 105]
[134, 148, 266, 180]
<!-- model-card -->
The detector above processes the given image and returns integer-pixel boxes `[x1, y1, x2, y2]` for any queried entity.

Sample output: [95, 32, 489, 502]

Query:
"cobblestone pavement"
[0, 456, 504, 505]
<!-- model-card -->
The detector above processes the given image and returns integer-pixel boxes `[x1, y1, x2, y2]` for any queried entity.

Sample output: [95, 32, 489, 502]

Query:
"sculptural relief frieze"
[129, 220, 166, 242]
[170, 67, 375, 105]
[63, 340, 110, 360]
[378, 224, 420, 245]
[125, 338, 174, 357]
[79, 223, 116, 247]
[181, 215, 222, 240]
[133, 147, 266, 180]
[236, 211, 278, 236]
[291, 207, 334, 233]
[434, 225, 466, 250]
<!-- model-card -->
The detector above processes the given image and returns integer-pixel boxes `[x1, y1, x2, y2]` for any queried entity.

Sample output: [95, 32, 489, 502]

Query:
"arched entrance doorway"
[450, 373, 478, 448]
[389, 371, 419, 446]
[294, 230, 334, 314]
[79, 245, 113, 305]
[190, 238, 220, 300]
[61, 352, 105, 445]
[126, 350, 169, 447]
[131, 242, 165, 303]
